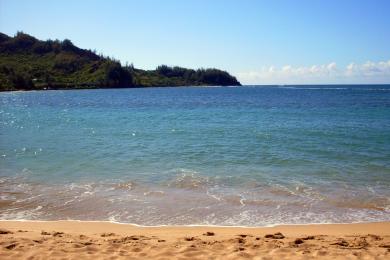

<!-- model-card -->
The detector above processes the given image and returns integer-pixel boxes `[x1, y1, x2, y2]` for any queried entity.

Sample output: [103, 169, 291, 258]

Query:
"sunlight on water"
[0, 86, 390, 226]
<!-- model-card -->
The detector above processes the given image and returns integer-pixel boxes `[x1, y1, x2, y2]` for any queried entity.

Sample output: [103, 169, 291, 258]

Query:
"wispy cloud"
[236, 60, 390, 85]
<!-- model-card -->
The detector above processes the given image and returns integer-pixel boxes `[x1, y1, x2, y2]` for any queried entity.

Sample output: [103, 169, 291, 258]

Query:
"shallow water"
[0, 85, 389, 226]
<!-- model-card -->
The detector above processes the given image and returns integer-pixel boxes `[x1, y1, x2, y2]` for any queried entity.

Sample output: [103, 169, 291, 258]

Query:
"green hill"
[0, 32, 241, 91]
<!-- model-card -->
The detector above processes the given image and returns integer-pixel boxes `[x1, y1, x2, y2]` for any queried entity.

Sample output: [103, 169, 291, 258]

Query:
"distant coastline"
[0, 32, 241, 91]
[0, 84, 238, 93]
[2, 83, 390, 93]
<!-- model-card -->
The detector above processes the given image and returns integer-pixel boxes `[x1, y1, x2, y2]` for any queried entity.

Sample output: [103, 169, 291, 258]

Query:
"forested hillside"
[0, 32, 240, 91]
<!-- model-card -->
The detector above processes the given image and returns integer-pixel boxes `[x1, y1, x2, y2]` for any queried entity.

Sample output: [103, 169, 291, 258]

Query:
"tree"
[104, 62, 134, 87]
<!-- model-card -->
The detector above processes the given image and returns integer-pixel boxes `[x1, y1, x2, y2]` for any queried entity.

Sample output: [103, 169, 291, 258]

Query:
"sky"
[1, 0, 390, 84]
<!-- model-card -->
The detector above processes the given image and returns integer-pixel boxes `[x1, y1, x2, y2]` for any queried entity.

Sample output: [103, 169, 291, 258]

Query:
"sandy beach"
[0, 221, 389, 259]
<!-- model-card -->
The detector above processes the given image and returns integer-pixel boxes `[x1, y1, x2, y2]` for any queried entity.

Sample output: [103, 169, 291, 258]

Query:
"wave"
[114, 181, 136, 191]
[326, 196, 390, 211]
[1, 174, 389, 226]
[166, 169, 214, 190]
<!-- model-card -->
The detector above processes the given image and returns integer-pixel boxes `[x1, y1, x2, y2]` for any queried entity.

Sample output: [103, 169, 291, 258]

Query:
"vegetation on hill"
[0, 32, 241, 91]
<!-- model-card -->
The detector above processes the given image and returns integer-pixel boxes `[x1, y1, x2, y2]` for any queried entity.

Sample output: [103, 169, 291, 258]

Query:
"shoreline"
[1, 220, 389, 259]
[1, 220, 390, 236]
[1, 219, 390, 230]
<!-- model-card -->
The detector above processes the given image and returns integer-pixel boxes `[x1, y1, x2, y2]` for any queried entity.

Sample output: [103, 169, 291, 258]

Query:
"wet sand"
[0, 221, 389, 259]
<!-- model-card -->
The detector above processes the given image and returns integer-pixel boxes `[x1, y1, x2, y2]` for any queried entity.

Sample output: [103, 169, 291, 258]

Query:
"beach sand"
[0, 221, 389, 259]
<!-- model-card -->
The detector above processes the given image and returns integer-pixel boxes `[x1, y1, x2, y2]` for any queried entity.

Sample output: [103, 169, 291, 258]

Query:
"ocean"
[0, 85, 389, 226]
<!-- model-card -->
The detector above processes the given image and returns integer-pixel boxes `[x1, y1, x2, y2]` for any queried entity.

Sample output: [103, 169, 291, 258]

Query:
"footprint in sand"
[4, 243, 17, 250]
[265, 232, 285, 239]
[0, 229, 13, 235]
[100, 232, 116, 237]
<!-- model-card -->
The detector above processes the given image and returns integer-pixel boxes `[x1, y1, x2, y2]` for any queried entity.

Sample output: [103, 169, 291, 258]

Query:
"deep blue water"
[0, 85, 389, 226]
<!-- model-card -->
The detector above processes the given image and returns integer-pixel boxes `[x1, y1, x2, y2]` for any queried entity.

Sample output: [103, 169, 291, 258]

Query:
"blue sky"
[1, 0, 390, 84]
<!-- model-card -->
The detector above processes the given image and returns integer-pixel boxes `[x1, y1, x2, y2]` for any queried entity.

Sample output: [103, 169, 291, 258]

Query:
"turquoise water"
[1, 85, 390, 226]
